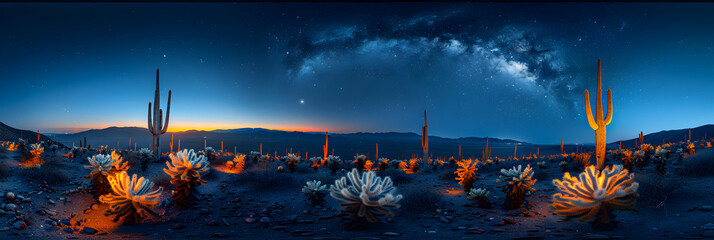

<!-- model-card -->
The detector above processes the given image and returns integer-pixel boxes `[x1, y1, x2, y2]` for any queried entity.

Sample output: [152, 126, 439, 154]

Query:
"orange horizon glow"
[42, 122, 343, 134]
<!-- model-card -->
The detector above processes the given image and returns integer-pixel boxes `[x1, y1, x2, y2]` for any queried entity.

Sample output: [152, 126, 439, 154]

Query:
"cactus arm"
[161, 91, 171, 134]
[158, 109, 163, 132]
[584, 90, 599, 130]
[148, 102, 155, 134]
[604, 89, 613, 125]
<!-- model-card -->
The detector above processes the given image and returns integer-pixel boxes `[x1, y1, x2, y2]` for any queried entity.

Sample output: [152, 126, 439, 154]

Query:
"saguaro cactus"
[584, 60, 613, 170]
[323, 132, 329, 159]
[482, 137, 491, 161]
[148, 69, 171, 162]
[422, 110, 429, 165]
[560, 140, 564, 153]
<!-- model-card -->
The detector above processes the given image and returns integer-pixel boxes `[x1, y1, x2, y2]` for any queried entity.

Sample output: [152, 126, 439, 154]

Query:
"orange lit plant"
[100, 171, 163, 224]
[454, 159, 479, 191]
[552, 165, 638, 228]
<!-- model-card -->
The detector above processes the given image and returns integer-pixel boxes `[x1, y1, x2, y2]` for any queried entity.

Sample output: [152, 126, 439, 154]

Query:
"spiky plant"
[5, 142, 18, 151]
[448, 157, 456, 167]
[85, 151, 130, 198]
[686, 143, 695, 156]
[225, 154, 246, 173]
[498, 165, 537, 210]
[164, 149, 209, 208]
[552, 165, 638, 228]
[100, 171, 163, 224]
[137, 148, 153, 172]
[455, 159, 479, 192]
[378, 158, 389, 171]
[353, 154, 367, 171]
[301, 180, 327, 206]
[640, 144, 654, 160]
[467, 188, 491, 208]
[329, 168, 403, 226]
[620, 149, 633, 171]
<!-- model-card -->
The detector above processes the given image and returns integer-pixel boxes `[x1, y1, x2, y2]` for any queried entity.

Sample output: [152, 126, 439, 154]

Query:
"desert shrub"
[399, 187, 443, 214]
[18, 161, 69, 185]
[680, 151, 714, 177]
[381, 167, 413, 185]
[633, 173, 684, 205]
[0, 162, 10, 179]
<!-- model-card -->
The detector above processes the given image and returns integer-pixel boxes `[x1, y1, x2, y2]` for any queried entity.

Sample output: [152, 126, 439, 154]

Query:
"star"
[300, 100, 305, 104]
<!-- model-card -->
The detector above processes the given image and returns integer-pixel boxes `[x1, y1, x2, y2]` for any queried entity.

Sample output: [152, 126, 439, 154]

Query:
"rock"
[212, 233, 230, 238]
[80, 227, 98, 235]
[5, 203, 17, 211]
[221, 218, 230, 226]
[245, 218, 256, 224]
[63, 228, 74, 234]
[206, 221, 219, 227]
[259, 217, 271, 223]
[0, 227, 9, 232]
[382, 232, 400, 236]
[701, 230, 714, 238]
[48, 200, 55, 205]
[13, 221, 26, 230]
[6, 192, 14, 200]
[581, 234, 610, 239]
[43, 225, 59, 232]
[700, 206, 713, 212]
[199, 208, 211, 215]
[439, 216, 449, 223]
[59, 219, 71, 226]
[702, 223, 714, 230]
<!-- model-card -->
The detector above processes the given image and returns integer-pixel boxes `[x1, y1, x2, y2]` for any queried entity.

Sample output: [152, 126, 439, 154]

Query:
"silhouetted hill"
[0, 122, 65, 147]
[608, 124, 714, 148]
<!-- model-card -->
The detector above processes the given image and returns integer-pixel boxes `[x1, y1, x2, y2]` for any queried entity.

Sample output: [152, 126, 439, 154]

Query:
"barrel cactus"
[164, 149, 209, 208]
[329, 168, 403, 226]
[552, 165, 639, 228]
[100, 171, 163, 224]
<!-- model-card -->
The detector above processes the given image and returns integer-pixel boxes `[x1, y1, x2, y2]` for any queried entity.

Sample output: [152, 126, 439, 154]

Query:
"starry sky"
[1, 2, 714, 144]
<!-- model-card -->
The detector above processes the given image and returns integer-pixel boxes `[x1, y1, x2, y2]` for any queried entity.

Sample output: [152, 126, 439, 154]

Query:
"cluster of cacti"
[286, 153, 300, 173]
[353, 154, 367, 171]
[363, 160, 377, 171]
[398, 158, 420, 173]
[467, 188, 491, 208]
[639, 144, 654, 160]
[378, 158, 389, 170]
[552, 165, 638, 228]
[686, 143, 695, 155]
[148, 69, 171, 162]
[498, 165, 536, 210]
[85, 151, 130, 198]
[301, 180, 327, 206]
[164, 149, 209, 208]
[2, 141, 19, 151]
[454, 159, 479, 191]
[225, 154, 246, 173]
[329, 168, 402, 225]
[619, 149, 634, 171]
[23, 143, 44, 166]
[100, 171, 163, 224]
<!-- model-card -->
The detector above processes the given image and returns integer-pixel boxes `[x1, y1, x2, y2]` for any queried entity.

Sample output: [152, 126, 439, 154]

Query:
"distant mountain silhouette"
[608, 124, 714, 148]
[0, 122, 65, 147]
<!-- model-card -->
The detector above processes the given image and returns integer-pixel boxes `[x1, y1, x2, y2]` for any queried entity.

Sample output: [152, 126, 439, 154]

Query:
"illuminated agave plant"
[454, 159, 479, 191]
[164, 149, 209, 208]
[552, 165, 639, 228]
[498, 164, 537, 210]
[301, 180, 327, 205]
[100, 171, 163, 224]
[85, 151, 130, 198]
[329, 168, 403, 224]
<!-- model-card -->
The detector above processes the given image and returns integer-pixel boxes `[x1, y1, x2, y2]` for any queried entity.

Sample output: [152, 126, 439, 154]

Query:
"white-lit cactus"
[467, 188, 491, 208]
[301, 180, 327, 205]
[164, 149, 209, 208]
[100, 171, 163, 224]
[552, 165, 638, 227]
[85, 151, 130, 198]
[330, 168, 403, 224]
[498, 165, 536, 209]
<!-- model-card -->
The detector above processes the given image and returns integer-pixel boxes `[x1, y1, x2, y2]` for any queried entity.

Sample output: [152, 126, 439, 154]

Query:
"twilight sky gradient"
[1, 3, 714, 144]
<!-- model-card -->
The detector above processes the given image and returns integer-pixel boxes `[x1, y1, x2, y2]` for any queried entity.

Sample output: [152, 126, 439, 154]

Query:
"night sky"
[2, 3, 714, 144]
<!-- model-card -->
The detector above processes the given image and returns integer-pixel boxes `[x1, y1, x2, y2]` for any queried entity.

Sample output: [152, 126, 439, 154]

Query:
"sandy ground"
[0, 146, 713, 240]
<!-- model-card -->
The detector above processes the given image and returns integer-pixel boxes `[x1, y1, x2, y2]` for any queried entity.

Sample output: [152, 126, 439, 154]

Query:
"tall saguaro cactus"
[323, 132, 329, 159]
[584, 60, 612, 170]
[421, 110, 429, 165]
[148, 69, 171, 162]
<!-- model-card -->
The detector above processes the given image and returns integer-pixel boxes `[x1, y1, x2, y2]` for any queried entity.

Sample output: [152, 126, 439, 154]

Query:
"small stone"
[245, 218, 256, 224]
[259, 217, 270, 223]
[699, 206, 713, 212]
[701, 230, 714, 238]
[63, 228, 74, 234]
[6, 192, 15, 200]
[0, 227, 9, 232]
[702, 223, 714, 230]
[221, 218, 230, 226]
[13, 221, 26, 230]
[206, 221, 219, 227]
[48, 200, 56, 205]
[199, 208, 211, 215]
[5, 203, 17, 211]
[173, 223, 186, 230]
[439, 216, 449, 223]
[382, 232, 400, 236]
[80, 227, 98, 235]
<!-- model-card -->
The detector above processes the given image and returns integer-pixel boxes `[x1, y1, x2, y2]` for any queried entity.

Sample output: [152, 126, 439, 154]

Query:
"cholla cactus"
[467, 188, 491, 208]
[85, 151, 130, 198]
[552, 165, 639, 227]
[137, 148, 153, 172]
[363, 160, 377, 171]
[164, 149, 209, 208]
[301, 180, 327, 205]
[225, 154, 246, 173]
[620, 149, 634, 171]
[5, 142, 19, 151]
[686, 143, 695, 155]
[353, 154, 367, 170]
[330, 168, 403, 224]
[454, 159, 479, 191]
[640, 144, 654, 159]
[100, 171, 163, 224]
[654, 147, 668, 159]
[378, 158, 389, 170]
[498, 165, 537, 210]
